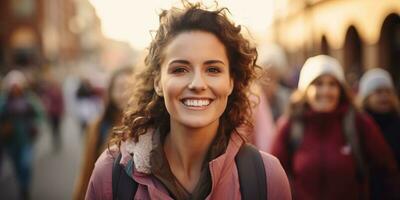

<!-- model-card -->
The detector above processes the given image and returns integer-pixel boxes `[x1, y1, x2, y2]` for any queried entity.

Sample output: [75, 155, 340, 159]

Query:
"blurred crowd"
[0, 44, 400, 200]
[0, 65, 133, 199]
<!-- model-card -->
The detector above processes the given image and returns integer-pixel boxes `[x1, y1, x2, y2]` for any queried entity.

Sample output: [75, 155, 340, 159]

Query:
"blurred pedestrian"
[85, 2, 291, 200]
[246, 83, 276, 153]
[75, 77, 103, 132]
[257, 44, 291, 122]
[36, 70, 64, 152]
[73, 67, 133, 200]
[358, 68, 400, 199]
[272, 55, 399, 200]
[0, 70, 45, 200]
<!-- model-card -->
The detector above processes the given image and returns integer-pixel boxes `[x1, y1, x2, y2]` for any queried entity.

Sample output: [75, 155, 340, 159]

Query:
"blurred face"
[9, 84, 24, 97]
[155, 31, 233, 129]
[306, 75, 341, 112]
[111, 73, 131, 110]
[262, 67, 279, 101]
[366, 87, 396, 113]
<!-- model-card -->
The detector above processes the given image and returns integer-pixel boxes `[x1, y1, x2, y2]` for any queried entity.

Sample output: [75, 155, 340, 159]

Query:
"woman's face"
[111, 73, 131, 110]
[366, 87, 396, 113]
[306, 74, 341, 112]
[156, 31, 233, 129]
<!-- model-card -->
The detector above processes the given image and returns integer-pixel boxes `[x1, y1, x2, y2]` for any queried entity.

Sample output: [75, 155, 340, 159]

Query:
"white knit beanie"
[298, 55, 345, 91]
[358, 68, 394, 102]
[257, 43, 288, 74]
[2, 70, 27, 91]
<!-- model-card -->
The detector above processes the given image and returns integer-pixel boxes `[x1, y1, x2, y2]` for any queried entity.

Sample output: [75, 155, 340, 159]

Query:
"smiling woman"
[84, 2, 291, 200]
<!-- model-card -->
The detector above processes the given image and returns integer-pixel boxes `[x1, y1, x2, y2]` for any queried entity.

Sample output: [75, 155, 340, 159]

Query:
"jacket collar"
[120, 128, 245, 177]
[123, 129, 155, 174]
[208, 132, 243, 189]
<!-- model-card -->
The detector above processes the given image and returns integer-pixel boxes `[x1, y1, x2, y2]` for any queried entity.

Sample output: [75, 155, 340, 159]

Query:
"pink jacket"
[85, 131, 291, 200]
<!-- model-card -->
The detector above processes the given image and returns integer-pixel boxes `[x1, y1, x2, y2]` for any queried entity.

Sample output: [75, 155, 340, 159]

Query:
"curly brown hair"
[112, 2, 258, 145]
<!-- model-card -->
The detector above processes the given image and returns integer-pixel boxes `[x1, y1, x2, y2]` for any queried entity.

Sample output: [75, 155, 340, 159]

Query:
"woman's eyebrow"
[168, 60, 190, 65]
[204, 60, 225, 65]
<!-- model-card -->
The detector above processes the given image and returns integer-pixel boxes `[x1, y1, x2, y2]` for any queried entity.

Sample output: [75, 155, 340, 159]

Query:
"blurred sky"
[89, 0, 275, 50]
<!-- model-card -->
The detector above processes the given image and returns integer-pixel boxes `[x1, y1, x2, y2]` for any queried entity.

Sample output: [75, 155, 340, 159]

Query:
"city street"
[0, 77, 85, 200]
[1, 0, 400, 199]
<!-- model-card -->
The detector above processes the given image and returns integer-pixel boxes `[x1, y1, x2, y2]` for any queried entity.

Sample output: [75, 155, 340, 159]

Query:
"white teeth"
[183, 99, 210, 107]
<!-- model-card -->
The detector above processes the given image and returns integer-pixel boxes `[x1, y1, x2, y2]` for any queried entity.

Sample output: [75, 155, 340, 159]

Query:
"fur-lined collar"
[125, 130, 155, 174]
[123, 129, 243, 175]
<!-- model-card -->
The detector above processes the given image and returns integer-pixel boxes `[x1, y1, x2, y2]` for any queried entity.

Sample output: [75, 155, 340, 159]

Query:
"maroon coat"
[271, 103, 399, 200]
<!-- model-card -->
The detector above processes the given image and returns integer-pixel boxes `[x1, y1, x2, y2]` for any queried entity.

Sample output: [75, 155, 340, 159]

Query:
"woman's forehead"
[314, 74, 339, 82]
[161, 31, 228, 64]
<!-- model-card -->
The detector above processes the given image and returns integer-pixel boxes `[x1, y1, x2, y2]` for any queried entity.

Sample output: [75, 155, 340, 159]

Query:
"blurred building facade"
[0, 0, 45, 73]
[270, 0, 400, 91]
[0, 0, 104, 74]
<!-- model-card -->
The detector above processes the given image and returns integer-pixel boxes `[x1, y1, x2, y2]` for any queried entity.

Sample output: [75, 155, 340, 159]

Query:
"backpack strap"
[235, 143, 267, 200]
[287, 117, 303, 176]
[112, 152, 138, 200]
[342, 108, 368, 182]
[289, 117, 304, 150]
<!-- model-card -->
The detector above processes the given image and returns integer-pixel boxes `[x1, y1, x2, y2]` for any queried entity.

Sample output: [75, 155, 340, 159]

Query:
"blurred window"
[12, 0, 36, 18]
[13, 47, 35, 67]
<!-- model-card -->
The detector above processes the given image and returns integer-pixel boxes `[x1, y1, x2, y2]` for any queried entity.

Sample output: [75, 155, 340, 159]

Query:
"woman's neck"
[163, 120, 219, 192]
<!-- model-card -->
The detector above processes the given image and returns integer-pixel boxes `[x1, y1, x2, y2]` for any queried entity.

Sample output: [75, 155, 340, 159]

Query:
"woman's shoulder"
[276, 115, 291, 127]
[95, 146, 119, 168]
[259, 151, 292, 200]
[275, 115, 293, 136]
[354, 110, 379, 130]
[85, 146, 119, 199]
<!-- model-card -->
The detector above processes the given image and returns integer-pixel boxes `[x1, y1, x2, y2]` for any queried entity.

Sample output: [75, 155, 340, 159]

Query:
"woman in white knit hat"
[358, 68, 400, 114]
[358, 68, 400, 200]
[271, 55, 399, 200]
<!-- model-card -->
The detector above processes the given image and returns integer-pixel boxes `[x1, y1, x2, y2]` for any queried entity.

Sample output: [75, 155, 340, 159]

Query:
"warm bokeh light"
[89, 0, 274, 50]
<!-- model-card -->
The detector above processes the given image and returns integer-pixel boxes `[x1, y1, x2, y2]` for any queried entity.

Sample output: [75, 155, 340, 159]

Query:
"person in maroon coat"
[271, 55, 399, 200]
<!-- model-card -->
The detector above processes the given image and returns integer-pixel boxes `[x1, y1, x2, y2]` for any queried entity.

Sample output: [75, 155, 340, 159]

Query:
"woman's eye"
[328, 81, 337, 87]
[171, 67, 187, 73]
[207, 67, 221, 73]
[313, 80, 322, 87]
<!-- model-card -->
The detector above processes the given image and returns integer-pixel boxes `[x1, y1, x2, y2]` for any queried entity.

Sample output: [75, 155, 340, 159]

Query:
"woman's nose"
[188, 71, 207, 91]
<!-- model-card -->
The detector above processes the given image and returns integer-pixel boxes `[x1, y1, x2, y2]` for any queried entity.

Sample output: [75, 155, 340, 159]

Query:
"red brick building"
[0, 0, 45, 72]
[0, 0, 100, 74]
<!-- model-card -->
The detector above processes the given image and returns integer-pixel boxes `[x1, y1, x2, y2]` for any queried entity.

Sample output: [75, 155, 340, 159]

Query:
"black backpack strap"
[112, 152, 138, 200]
[289, 117, 304, 151]
[235, 143, 267, 200]
[288, 117, 304, 176]
[343, 108, 368, 183]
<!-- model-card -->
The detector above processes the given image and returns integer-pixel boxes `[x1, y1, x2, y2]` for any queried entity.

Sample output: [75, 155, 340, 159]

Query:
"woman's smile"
[181, 98, 214, 109]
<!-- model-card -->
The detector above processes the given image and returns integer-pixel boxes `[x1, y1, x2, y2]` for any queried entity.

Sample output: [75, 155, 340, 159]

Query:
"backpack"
[288, 107, 368, 182]
[112, 143, 267, 200]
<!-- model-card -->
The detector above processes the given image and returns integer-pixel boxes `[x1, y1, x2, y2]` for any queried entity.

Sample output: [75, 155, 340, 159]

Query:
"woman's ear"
[154, 76, 163, 96]
[228, 78, 234, 95]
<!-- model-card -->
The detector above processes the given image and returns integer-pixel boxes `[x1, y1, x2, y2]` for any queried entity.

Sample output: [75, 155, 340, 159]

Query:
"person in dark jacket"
[0, 70, 45, 200]
[36, 70, 64, 152]
[271, 55, 399, 200]
[358, 68, 400, 199]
